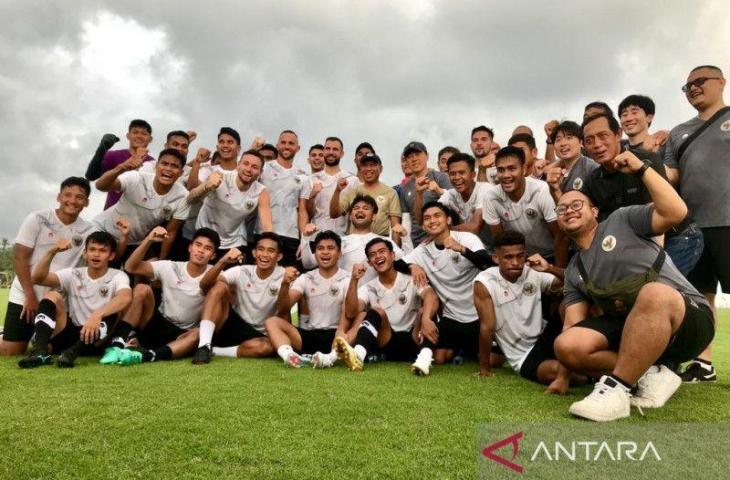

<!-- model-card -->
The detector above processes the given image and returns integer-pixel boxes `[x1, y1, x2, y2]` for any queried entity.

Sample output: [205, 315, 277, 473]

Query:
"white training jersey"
[151, 260, 212, 330]
[196, 169, 266, 248]
[357, 272, 425, 332]
[474, 266, 556, 372]
[307, 170, 359, 234]
[259, 161, 308, 239]
[221, 265, 285, 333]
[93, 171, 190, 245]
[55, 267, 130, 326]
[403, 231, 485, 322]
[438, 183, 494, 222]
[482, 177, 557, 257]
[290, 268, 350, 330]
[9, 209, 94, 305]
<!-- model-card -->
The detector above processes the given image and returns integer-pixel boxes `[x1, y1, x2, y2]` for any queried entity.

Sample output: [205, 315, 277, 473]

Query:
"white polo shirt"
[56, 267, 130, 326]
[221, 265, 285, 332]
[307, 170, 359, 235]
[357, 272, 425, 332]
[151, 260, 211, 330]
[290, 268, 350, 330]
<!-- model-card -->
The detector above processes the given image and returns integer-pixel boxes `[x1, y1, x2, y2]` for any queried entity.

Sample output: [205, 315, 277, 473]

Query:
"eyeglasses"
[681, 77, 722, 93]
[555, 199, 585, 216]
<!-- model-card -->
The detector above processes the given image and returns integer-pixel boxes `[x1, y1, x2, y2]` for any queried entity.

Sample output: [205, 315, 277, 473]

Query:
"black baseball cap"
[359, 153, 382, 165]
[403, 141, 427, 156]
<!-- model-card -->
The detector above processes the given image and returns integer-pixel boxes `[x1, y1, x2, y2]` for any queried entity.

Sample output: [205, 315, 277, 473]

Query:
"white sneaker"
[569, 376, 630, 422]
[630, 365, 682, 408]
[312, 351, 336, 369]
[411, 350, 433, 376]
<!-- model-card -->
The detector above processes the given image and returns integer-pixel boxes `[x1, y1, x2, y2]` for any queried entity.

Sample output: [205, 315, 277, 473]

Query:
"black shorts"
[574, 294, 714, 365]
[519, 320, 562, 383]
[297, 328, 336, 354]
[49, 316, 116, 355]
[382, 330, 421, 362]
[278, 235, 302, 269]
[212, 308, 265, 347]
[137, 310, 189, 349]
[688, 226, 730, 294]
[168, 234, 191, 262]
[2, 302, 34, 343]
[115, 242, 162, 270]
[437, 317, 479, 358]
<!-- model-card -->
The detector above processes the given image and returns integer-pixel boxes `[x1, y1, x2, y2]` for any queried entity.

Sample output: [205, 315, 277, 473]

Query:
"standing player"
[18, 232, 131, 368]
[307, 144, 325, 173]
[545, 121, 598, 201]
[335, 237, 440, 375]
[265, 231, 350, 368]
[471, 126, 498, 184]
[0, 177, 94, 356]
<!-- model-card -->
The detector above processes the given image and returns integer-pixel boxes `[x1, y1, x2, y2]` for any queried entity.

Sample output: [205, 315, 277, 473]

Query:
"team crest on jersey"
[295, 177, 302, 184]
[142, 197, 148, 203]
[601, 235, 617, 252]
[268, 286, 279, 296]
[376, 195, 385, 204]
[398, 293, 407, 305]
[452, 252, 460, 263]
[245, 200, 255, 210]
[162, 205, 172, 216]
[72, 234, 83, 247]
[721, 120, 730, 132]
[99, 286, 109, 298]
[573, 177, 584, 190]
[48, 232, 54, 239]
[329, 286, 340, 297]
[522, 282, 536, 296]
[525, 208, 537, 219]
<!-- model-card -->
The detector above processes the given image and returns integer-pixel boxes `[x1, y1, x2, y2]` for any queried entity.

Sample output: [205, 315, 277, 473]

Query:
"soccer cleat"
[630, 365, 682, 408]
[192, 345, 212, 365]
[285, 352, 311, 368]
[311, 351, 336, 369]
[568, 376, 630, 422]
[333, 337, 363, 372]
[118, 349, 143, 366]
[57, 347, 79, 368]
[679, 361, 717, 383]
[18, 351, 53, 369]
[411, 351, 433, 377]
[99, 346, 123, 365]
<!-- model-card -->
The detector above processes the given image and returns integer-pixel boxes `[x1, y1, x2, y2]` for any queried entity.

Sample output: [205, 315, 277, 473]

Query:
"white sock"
[418, 347, 433, 361]
[354, 345, 367, 362]
[277, 345, 294, 362]
[326, 349, 338, 363]
[198, 320, 215, 348]
[212, 346, 238, 358]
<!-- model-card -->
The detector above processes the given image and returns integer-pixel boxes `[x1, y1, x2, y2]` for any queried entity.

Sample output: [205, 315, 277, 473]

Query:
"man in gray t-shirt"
[549, 150, 713, 422]
[663, 65, 729, 383]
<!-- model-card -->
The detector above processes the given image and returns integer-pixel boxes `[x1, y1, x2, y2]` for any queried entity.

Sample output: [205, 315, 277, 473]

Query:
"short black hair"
[584, 101, 613, 117]
[365, 237, 393, 256]
[508, 133, 536, 150]
[218, 127, 241, 145]
[438, 146, 460, 158]
[356, 142, 375, 154]
[166, 130, 190, 142]
[313, 230, 341, 250]
[422, 200, 452, 218]
[60, 176, 91, 197]
[157, 148, 186, 168]
[493, 230, 526, 249]
[551, 120, 582, 143]
[192, 227, 221, 251]
[309, 144, 324, 153]
[582, 113, 621, 134]
[618, 94, 656, 119]
[690, 65, 724, 75]
[325, 136, 343, 149]
[255, 232, 283, 253]
[350, 194, 379, 214]
[260, 144, 278, 156]
[85, 231, 117, 252]
[240, 149, 265, 167]
[280, 129, 298, 138]
[495, 145, 526, 165]
[446, 152, 476, 171]
[471, 125, 494, 139]
[128, 119, 151, 134]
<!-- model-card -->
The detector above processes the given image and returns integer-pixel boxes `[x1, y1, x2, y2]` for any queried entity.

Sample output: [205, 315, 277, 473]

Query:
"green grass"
[1, 291, 729, 479]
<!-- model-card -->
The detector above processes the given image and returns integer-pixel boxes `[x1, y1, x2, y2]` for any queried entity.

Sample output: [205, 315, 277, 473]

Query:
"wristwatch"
[634, 161, 651, 178]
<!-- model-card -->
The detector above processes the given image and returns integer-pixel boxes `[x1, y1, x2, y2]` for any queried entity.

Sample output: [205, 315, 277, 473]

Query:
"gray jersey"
[560, 155, 599, 193]
[663, 109, 730, 228]
[399, 169, 452, 245]
[563, 205, 709, 309]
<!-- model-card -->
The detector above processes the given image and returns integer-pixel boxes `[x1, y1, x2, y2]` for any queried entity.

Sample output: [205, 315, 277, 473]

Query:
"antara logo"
[482, 432, 524, 474]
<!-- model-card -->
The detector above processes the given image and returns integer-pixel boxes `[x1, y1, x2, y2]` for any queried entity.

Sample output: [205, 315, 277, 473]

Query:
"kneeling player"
[265, 230, 350, 368]
[192, 232, 296, 364]
[101, 226, 219, 365]
[18, 232, 131, 368]
[335, 238, 440, 375]
[474, 230, 586, 389]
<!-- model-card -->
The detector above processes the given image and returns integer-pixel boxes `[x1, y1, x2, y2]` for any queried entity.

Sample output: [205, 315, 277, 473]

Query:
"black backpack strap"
[651, 249, 666, 272]
[576, 253, 590, 284]
[677, 106, 730, 161]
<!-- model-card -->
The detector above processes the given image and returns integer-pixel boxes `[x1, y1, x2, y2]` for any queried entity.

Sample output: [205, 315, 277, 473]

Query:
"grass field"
[1, 291, 729, 479]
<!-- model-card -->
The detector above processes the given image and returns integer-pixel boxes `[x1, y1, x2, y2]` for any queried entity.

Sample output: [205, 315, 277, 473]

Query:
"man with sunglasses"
[663, 65, 729, 383]
[551, 150, 714, 421]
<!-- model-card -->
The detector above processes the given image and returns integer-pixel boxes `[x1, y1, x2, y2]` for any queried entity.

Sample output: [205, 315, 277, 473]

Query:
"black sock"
[420, 338, 436, 350]
[109, 320, 134, 348]
[355, 309, 382, 353]
[153, 345, 173, 361]
[608, 374, 632, 390]
[31, 299, 57, 353]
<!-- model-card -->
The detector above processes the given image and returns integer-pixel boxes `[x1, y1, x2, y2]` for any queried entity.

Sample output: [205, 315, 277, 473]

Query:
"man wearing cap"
[330, 153, 404, 244]
[400, 141, 452, 247]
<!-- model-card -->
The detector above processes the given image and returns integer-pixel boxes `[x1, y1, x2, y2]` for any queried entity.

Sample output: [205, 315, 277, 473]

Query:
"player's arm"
[547, 221, 569, 267]
[488, 223, 503, 239]
[413, 176, 428, 225]
[187, 171, 221, 204]
[80, 286, 132, 344]
[416, 286, 439, 346]
[345, 264, 367, 319]
[95, 154, 143, 192]
[544, 120, 558, 162]
[527, 253, 564, 293]
[159, 219, 183, 260]
[329, 178, 348, 218]
[185, 148, 212, 190]
[12, 243, 39, 321]
[474, 281, 497, 377]
[297, 197, 310, 235]
[664, 166, 680, 187]
[124, 226, 168, 278]
[276, 267, 300, 318]
[442, 236, 491, 269]
[305, 181, 321, 219]
[30, 239, 72, 288]
[257, 189, 274, 233]
[452, 209, 485, 234]
[199, 248, 242, 292]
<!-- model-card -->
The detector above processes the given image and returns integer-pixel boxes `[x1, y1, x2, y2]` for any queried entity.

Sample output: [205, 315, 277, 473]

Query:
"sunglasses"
[681, 76, 722, 93]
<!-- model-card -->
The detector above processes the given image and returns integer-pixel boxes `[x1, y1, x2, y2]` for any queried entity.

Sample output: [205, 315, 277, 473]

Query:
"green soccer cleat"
[118, 349, 143, 366]
[99, 346, 123, 365]
[18, 351, 53, 369]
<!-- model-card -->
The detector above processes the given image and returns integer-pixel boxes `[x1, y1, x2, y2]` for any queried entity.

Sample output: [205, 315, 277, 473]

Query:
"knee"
[634, 282, 675, 310]
[43, 290, 64, 306]
[554, 332, 590, 370]
[132, 283, 152, 299]
[264, 316, 285, 332]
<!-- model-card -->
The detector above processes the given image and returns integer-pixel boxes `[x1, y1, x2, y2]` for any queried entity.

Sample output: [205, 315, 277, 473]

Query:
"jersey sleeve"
[299, 176, 312, 200]
[117, 171, 139, 193]
[171, 196, 191, 221]
[460, 232, 486, 251]
[221, 266, 241, 285]
[387, 190, 402, 217]
[481, 192, 501, 225]
[113, 271, 131, 292]
[290, 273, 308, 294]
[563, 263, 588, 307]
[299, 236, 317, 271]
[14, 212, 42, 248]
[55, 268, 74, 293]
[537, 184, 558, 222]
[622, 204, 656, 238]
[662, 131, 680, 169]
[150, 260, 170, 283]
[536, 270, 558, 292]
[357, 284, 371, 308]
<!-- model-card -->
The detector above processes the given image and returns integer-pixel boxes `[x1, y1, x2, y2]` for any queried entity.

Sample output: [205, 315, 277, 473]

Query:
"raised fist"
[53, 238, 72, 253]
[527, 253, 549, 272]
[415, 176, 429, 192]
[147, 226, 168, 242]
[223, 247, 244, 265]
[283, 266, 300, 284]
[250, 136, 266, 150]
[194, 148, 211, 164]
[544, 120, 559, 138]
[351, 263, 367, 280]
[336, 178, 348, 192]
[205, 171, 223, 190]
[115, 218, 130, 237]
[302, 223, 318, 237]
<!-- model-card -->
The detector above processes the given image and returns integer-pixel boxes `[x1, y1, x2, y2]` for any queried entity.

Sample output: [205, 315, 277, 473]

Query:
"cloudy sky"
[1, 0, 728, 239]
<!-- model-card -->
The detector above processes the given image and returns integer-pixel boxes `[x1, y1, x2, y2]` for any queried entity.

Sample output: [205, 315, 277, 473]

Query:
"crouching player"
[265, 231, 350, 368]
[473, 230, 586, 389]
[18, 232, 131, 368]
[192, 232, 295, 364]
[335, 238, 440, 375]
[100, 226, 219, 365]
